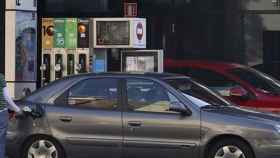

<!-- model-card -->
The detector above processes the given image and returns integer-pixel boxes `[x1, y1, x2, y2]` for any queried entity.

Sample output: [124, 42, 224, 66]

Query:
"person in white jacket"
[0, 73, 22, 158]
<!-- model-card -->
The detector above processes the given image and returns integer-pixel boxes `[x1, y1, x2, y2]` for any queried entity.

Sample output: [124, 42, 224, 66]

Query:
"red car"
[165, 59, 280, 113]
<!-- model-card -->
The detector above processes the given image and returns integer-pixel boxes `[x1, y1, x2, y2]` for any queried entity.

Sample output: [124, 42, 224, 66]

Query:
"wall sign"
[78, 19, 90, 48]
[54, 18, 65, 48]
[65, 18, 78, 48]
[6, 0, 37, 11]
[42, 18, 54, 48]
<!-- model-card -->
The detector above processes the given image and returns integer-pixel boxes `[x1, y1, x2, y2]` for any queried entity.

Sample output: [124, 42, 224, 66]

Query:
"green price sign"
[65, 18, 78, 48]
[54, 18, 65, 48]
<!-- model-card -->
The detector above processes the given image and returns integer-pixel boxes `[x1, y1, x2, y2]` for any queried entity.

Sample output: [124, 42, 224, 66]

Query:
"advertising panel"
[54, 18, 65, 48]
[94, 60, 106, 72]
[125, 56, 155, 72]
[132, 18, 146, 48]
[42, 18, 54, 49]
[96, 21, 130, 46]
[65, 18, 78, 48]
[94, 18, 146, 48]
[78, 19, 90, 48]
[15, 11, 37, 81]
[121, 50, 164, 73]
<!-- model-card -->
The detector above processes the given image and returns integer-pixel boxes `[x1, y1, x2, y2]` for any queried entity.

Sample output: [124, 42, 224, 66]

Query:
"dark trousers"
[0, 110, 8, 158]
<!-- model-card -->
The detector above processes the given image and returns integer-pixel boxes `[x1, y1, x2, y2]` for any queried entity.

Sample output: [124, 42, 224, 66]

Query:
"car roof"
[165, 59, 246, 71]
[62, 72, 188, 81]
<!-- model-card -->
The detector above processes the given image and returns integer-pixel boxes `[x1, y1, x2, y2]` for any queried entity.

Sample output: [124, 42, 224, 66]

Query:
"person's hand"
[8, 110, 16, 120]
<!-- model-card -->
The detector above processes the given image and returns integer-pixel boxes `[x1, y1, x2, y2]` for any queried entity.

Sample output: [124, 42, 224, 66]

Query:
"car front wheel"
[207, 139, 254, 158]
[23, 136, 65, 158]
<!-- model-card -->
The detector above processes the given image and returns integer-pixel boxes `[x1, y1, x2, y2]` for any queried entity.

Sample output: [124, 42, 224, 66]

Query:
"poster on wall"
[54, 18, 65, 48]
[15, 11, 37, 81]
[42, 18, 54, 49]
[65, 18, 78, 48]
[78, 19, 90, 48]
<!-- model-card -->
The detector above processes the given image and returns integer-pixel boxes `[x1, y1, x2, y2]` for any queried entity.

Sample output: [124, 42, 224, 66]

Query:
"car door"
[122, 78, 201, 158]
[45, 77, 123, 158]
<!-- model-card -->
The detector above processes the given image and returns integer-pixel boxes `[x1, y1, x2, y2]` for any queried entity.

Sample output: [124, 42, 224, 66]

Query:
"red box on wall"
[124, 3, 137, 17]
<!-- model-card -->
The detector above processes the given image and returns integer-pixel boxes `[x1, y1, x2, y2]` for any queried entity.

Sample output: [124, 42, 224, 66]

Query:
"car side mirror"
[229, 86, 249, 99]
[169, 101, 189, 115]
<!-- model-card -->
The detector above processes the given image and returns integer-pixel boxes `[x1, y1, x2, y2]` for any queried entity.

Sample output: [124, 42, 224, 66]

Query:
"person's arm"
[3, 87, 21, 113]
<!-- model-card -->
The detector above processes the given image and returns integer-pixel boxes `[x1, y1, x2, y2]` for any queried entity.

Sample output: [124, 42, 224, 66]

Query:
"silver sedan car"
[6, 73, 280, 158]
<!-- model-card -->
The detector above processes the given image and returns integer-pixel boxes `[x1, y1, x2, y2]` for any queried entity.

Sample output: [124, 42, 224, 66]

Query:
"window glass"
[25, 77, 76, 104]
[126, 79, 180, 113]
[66, 78, 119, 110]
[166, 78, 231, 107]
[189, 69, 235, 88]
[229, 67, 280, 95]
[189, 68, 244, 96]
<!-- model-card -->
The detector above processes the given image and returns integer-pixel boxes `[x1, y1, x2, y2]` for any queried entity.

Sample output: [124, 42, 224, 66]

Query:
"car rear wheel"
[207, 139, 254, 158]
[23, 136, 65, 158]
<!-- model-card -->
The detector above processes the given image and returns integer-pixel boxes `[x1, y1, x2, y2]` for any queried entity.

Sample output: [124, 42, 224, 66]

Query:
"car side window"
[189, 69, 235, 88]
[188, 68, 249, 96]
[56, 78, 119, 110]
[126, 79, 181, 114]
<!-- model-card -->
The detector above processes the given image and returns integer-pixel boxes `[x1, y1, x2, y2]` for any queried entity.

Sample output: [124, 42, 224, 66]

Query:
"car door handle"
[128, 121, 142, 127]
[59, 116, 72, 122]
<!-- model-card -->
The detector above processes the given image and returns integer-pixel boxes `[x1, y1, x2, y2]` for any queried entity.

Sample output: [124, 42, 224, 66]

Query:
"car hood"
[201, 105, 280, 123]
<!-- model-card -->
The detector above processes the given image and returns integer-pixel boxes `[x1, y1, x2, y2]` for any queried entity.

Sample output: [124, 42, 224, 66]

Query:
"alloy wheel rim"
[214, 145, 246, 158]
[28, 140, 58, 158]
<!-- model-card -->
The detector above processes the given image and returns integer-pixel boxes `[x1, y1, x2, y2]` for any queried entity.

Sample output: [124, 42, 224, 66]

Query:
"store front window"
[244, 14, 280, 79]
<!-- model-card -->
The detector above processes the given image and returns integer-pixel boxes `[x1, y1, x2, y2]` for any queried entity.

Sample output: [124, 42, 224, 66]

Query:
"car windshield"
[229, 67, 280, 95]
[165, 78, 231, 107]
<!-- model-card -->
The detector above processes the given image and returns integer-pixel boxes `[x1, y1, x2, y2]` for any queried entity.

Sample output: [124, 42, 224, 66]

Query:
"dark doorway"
[263, 31, 280, 79]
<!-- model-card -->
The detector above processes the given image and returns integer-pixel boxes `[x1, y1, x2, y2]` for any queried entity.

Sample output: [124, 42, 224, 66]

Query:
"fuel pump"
[77, 54, 87, 73]
[54, 54, 63, 80]
[66, 49, 76, 75]
[76, 48, 90, 74]
[40, 53, 51, 86]
[67, 54, 75, 75]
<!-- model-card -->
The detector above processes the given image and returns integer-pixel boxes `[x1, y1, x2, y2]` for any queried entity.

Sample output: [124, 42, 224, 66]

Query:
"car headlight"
[274, 125, 280, 133]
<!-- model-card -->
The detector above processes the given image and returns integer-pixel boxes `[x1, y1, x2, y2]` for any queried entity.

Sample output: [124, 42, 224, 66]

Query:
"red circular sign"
[136, 22, 143, 41]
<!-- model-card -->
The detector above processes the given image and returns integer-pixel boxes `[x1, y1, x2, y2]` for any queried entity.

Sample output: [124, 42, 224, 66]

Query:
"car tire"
[207, 138, 254, 158]
[22, 136, 65, 158]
